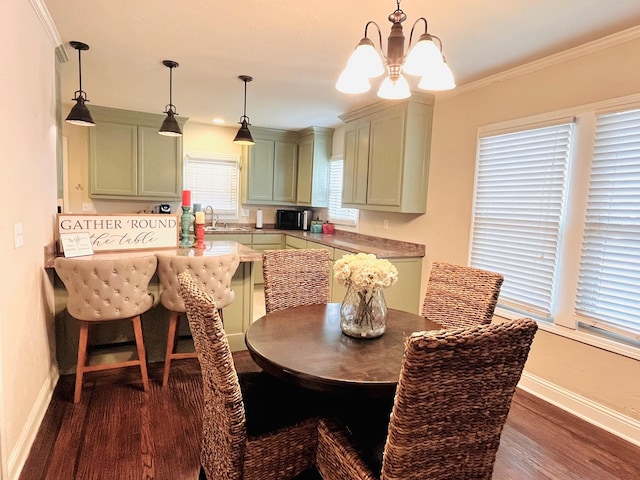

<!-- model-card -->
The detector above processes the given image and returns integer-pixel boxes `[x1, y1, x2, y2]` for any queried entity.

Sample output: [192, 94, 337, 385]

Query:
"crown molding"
[29, 0, 68, 62]
[437, 25, 640, 100]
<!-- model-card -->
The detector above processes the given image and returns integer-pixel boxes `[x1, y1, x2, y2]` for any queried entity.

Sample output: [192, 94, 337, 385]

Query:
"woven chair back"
[178, 271, 246, 480]
[262, 248, 330, 313]
[421, 261, 504, 329]
[381, 317, 538, 480]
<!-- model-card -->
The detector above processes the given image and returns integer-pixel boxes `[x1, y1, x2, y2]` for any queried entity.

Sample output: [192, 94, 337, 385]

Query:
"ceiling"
[45, 0, 640, 131]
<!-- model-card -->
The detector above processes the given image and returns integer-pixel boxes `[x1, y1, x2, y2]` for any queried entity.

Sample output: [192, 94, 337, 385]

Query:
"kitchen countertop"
[206, 226, 425, 259]
[44, 241, 261, 268]
[45, 226, 425, 267]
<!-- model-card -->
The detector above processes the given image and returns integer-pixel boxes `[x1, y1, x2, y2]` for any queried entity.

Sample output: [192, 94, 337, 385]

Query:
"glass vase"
[340, 285, 387, 338]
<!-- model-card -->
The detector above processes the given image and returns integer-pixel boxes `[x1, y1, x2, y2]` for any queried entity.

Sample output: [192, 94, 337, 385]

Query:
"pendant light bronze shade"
[159, 60, 182, 136]
[233, 75, 255, 145]
[66, 41, 95, 126]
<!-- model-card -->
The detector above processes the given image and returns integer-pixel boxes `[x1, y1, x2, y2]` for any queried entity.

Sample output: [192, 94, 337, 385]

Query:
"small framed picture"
[60, 232, 94, 258]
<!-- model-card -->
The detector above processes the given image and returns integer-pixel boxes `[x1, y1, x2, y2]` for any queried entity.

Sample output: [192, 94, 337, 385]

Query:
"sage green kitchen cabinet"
[340, 93, 434, 213]
[342, 119, 370, 206]
[251, 233, 284, 284]
[243, 127, 298, 205]
[296, 127, 334, 207]
[88, 106, 187, 200]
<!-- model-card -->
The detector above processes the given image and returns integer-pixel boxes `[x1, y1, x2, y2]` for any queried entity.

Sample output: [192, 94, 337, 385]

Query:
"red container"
[322, 222, 335, 234]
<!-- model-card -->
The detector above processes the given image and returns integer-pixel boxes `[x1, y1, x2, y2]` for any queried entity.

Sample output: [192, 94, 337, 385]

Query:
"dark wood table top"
[244, 303, 442, 397]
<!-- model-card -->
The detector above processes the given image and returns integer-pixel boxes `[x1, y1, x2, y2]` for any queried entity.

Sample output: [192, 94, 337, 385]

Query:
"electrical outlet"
[383, 219, 389, 229]
[14, 223, 23, 248]
[82, 202, 93, 212]
[241, 208, 249, 217]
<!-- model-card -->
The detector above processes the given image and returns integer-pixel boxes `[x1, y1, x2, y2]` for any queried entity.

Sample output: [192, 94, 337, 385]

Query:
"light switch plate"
[241, 208, 249, 217]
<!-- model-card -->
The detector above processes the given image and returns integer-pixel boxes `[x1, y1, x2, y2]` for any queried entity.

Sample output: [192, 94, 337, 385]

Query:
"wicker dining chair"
[316, 317, 538, 480]
[262, 248, 330, 314]
[156, 253, 240, 386]
[177, 271, 322, 480]
[421, 261, 504, 329]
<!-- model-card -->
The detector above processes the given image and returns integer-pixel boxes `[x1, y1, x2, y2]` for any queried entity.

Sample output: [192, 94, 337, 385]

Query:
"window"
[471, 122, 573, 319]
[328, 156, 358, 226]
[183, 152, 240, 220]
[471, 99, 640, 348]
[575, 109, 640, 339]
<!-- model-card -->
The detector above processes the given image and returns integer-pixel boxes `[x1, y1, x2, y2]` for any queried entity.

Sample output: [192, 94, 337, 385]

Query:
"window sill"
[495, 307, 640, 362]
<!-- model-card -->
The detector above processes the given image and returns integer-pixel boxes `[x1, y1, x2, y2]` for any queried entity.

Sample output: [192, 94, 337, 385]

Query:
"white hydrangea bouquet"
[333, 253, 398, 338]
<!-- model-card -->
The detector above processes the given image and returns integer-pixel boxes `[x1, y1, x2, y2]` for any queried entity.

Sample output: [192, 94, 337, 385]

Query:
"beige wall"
[1, 1, 59, 478]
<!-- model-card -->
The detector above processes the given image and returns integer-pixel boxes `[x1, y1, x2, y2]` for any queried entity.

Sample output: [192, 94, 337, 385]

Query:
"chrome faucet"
[203, 206, 218, 228]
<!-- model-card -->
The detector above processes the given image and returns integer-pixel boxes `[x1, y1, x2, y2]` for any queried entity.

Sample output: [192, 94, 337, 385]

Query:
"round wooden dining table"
[244, 303, 442, 397]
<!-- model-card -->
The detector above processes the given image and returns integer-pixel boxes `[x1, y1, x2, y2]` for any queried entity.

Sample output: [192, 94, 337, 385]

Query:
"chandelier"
[336, 0, 455, 99]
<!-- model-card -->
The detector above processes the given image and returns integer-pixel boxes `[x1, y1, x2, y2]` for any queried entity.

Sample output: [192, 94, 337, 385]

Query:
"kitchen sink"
[204, 226, 250, 232]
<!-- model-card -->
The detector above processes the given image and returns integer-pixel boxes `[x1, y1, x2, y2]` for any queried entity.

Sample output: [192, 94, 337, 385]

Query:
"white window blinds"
[183, 153, 239, 219]
[576, 109, 640, 339]
[470, 122, 573, 318]
[328, 157, 358, 226]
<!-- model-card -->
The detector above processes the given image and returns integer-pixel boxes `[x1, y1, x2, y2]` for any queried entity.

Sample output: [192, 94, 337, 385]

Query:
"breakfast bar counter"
[50, 241, 259, 374]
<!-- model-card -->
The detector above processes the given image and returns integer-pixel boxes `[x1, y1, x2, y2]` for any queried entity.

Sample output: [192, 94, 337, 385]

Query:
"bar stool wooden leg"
[74, 322, 89, 404]
[132, 315, 150, 393]
[162, 312, 181, 387]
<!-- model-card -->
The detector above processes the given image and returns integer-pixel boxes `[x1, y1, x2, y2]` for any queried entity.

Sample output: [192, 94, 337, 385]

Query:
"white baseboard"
[518, 371, 640, 447]
[8, 366, 59, 480]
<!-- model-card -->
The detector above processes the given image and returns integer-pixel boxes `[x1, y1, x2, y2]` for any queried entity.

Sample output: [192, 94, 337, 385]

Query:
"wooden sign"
[57, 214, 180, 252]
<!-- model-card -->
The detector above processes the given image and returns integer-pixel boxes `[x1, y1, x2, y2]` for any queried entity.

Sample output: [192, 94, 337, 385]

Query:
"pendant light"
[159, 60, 183, 136]
[233, 75, 255, 146]
[336, 0, 455, 99]
[65, 41, 95, 126]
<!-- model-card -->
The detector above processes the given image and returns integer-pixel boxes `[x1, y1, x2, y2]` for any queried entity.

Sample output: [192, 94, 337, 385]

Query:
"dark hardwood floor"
[19, 352, 640, 480]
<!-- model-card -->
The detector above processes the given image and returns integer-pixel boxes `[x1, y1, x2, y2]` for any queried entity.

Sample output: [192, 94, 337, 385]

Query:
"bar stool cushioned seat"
[54, 255, 158, 403]
[156, 253, 240, 386]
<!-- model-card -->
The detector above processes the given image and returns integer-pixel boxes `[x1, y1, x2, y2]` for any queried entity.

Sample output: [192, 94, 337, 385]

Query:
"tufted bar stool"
[156, 253, 240, 386]
[54, 255, 158, 403]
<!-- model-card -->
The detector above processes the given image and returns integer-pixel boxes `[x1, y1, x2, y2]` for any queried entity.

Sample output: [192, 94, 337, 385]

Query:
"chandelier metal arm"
[408, 17, 428, 48]
[363, 20, 385, 58]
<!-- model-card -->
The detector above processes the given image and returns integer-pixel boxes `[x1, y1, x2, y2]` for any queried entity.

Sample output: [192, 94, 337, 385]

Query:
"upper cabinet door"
[90, 121, 138, 197]
[246, 138, 276, 202]
[342, 120, 370, 205]
[137, 125, 183, 198]
[296, 127, 333, 208]
[367, 106, 405, 207]
[296, 137, 314, 205]
[273, 140, 298, 203]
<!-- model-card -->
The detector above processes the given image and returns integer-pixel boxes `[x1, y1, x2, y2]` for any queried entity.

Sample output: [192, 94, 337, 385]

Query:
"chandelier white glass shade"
[336, 0, 455, 99]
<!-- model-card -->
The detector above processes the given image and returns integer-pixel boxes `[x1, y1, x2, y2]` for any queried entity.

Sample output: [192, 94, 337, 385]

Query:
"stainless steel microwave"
[276, 209, 303, 230]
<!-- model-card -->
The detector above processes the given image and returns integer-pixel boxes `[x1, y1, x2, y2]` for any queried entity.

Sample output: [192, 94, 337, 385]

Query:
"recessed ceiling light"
[212, 118, 225, 124]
